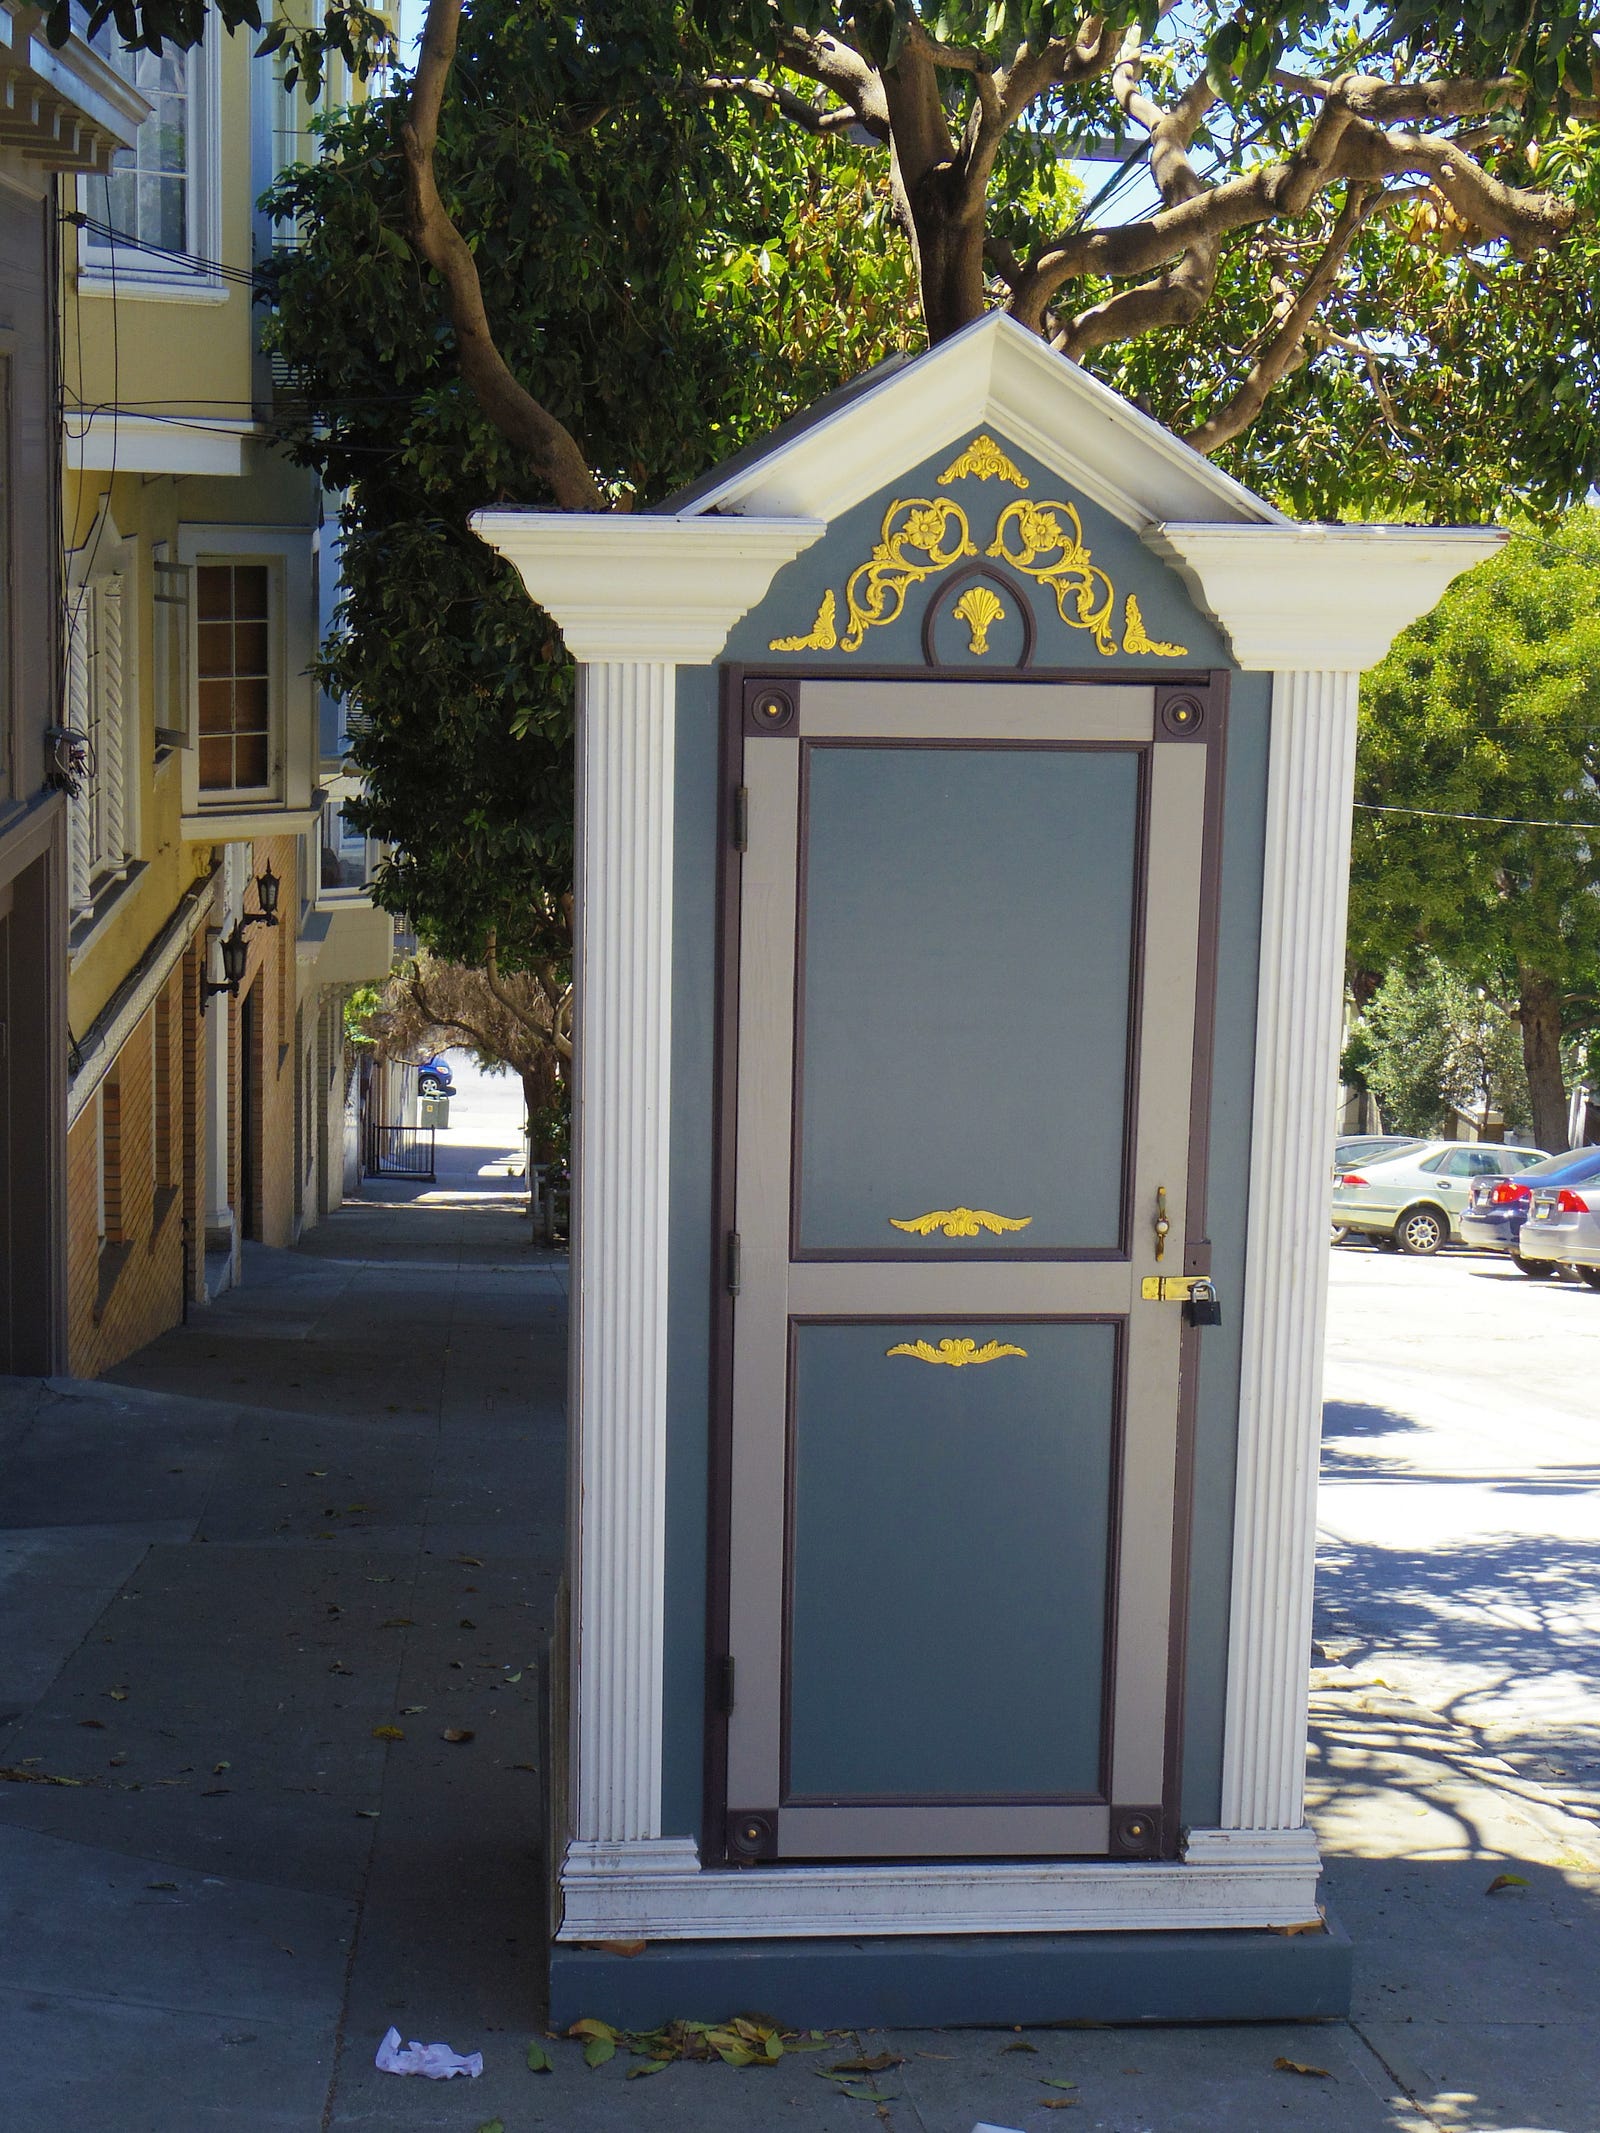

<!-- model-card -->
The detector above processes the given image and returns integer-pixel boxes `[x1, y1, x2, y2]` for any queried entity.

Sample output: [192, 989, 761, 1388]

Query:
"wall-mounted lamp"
[201, 925, 249, 1007]
[239, 858, 280, 930]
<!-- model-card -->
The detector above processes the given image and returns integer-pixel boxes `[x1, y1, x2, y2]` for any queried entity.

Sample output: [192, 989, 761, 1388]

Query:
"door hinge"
[717, 1654, 736, 1714]
[732, 785, 749, 852]
[725, 1231, 741, 1296]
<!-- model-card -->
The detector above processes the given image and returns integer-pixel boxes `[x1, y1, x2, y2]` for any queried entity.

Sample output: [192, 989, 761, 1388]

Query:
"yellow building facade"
[60, 13, 391, 1374]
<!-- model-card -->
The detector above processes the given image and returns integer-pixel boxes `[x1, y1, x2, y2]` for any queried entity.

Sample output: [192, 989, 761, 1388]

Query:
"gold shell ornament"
[886, 1338, 1029, 1367]
[890, 1207, 1032, 1238]
[937, 434, 1029, 488]
[951, 585, 1007, 655]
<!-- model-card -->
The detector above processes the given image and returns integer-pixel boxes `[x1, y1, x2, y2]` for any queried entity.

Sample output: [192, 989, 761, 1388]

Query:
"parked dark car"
[1459, 1146, 1600, 1274]
[417, 1055, 455, 1097]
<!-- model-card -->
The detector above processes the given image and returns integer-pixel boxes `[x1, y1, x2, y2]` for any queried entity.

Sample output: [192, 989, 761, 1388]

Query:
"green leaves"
[526, 2037, 553, 2072]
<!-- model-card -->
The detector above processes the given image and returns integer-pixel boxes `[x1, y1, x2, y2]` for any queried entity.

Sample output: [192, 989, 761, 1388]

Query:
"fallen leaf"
[511, 1762, 538, 1773]
[107, 1688, 129, 1701]
[583, 2036, 616, 2068]
[1001, 2040, 1038, 2054]
[627, 2059, 672, 2078]
[526, 2039, 553, 2073]
[505, 1671, 523, 1684]
[1042, 2100, 1079, 2110]
[213, 1762, 230, 1774]
[824, 2080, 897, 2102]
[79, 1719, 105, 1730]
[328, 1663, 353, 1676]
[593, 1939, 647, 1956]
[441, 1728, 475, 1744]
[0, 1767, 88, 1786]
[372, 1726, 405, 1742]
[475, 2121, 505, 2133]
[1274, 2058, 1331, 2077]
[401, 1705, 426, 1715]
[458, 1618, 477, 1630]
[569, 2019, 617, 2041]
[455, 1556, 484, 1567]
[1040, 2079, 1078, 2090]
[201, 1788, 230, 1797]
[831, 2054, 904, 2073]
[1486, 1873, 1530, 1895]
[306, 1470, 326, 1478]
[355, 1808, 379, 1818]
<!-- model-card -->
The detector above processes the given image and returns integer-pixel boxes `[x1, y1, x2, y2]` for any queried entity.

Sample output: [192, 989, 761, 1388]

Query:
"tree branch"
[1184, 184, 1376, 454]
[401, 0, 604, 509]
[699, 73, 863, 136]
[483, 927, 573, 1060]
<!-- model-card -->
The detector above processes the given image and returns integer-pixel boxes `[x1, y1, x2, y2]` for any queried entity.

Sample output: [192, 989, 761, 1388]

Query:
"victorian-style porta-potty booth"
[475, 313, 1499, 2029]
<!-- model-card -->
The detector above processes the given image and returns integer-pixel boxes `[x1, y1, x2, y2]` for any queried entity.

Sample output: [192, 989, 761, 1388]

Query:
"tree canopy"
[1348, 510, 1600, 1150]
[1352, 958, 1530, 1139]
[261, 0, 923, 972]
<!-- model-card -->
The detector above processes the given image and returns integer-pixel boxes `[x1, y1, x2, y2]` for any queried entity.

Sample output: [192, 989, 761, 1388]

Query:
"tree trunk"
[907, 178, 989, 344]
[1518, 969, 1569, 1152]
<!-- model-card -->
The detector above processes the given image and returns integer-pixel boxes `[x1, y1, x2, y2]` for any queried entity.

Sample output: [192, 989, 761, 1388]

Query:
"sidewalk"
[2, 1176, 1598, 2128]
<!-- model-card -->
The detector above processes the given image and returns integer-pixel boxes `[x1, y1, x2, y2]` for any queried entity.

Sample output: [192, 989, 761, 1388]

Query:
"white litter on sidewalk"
[374, 2027, 483, 2079]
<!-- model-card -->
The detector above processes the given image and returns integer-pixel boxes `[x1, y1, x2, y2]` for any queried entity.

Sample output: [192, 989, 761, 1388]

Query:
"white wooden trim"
[470, 515, 825, 664]
[569, 660, 675, 1846]
[1224, 671, 1360, 1832]
[1142, 525, 1505, 669]
[676, 314, 1285, 535]
[66, 413, 251, 476]
[556, 1833, 1321, 1941]
[67, 871, 216, 1125]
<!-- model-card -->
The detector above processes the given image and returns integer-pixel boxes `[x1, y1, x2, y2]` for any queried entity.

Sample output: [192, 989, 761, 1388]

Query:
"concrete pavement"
[2, 1165, 1599, 2129]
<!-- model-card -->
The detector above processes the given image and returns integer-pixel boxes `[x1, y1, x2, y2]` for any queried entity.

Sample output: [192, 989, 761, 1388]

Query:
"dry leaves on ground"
[568, 2016, 835, 2073]
[1274, 2057, 1332, 2077]
[1486, 1873, 1530, 1894]
[441, 1728, 475, 1744]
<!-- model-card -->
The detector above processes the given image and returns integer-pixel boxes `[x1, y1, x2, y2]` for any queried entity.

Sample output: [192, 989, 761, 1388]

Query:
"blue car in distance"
[1460, 1145, 1600, 1275]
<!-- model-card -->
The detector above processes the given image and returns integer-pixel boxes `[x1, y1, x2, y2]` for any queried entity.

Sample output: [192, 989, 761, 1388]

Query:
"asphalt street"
[1317, 1241, 1600, 1826]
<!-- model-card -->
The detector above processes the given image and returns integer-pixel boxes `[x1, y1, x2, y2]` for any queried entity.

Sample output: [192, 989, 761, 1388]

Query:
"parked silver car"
[1332, 1139, 1550, 1255]
[1514, 1173, 1600, 1287]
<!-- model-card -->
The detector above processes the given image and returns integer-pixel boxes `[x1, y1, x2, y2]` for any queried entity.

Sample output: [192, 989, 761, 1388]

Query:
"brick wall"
[66, 959, 192, 1377]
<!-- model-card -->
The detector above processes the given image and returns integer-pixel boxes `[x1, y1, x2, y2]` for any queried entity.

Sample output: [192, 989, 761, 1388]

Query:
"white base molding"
[557, 1829, 1324, 1942]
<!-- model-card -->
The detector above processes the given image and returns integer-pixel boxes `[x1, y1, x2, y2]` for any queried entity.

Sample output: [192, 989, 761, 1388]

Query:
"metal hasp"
[1141, 1273, 1222, 1326]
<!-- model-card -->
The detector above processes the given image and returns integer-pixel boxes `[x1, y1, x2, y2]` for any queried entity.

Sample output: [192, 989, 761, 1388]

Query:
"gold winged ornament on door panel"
[886, 1337, 1029, 1367]
[890, 1207, 1032, 1238]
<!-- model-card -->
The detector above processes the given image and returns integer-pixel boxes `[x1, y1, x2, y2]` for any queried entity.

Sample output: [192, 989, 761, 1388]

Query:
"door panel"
[721, 677, 1213, 1863]
[785, 1318, 1117, 1802]
[795, 746, 1139, 1255]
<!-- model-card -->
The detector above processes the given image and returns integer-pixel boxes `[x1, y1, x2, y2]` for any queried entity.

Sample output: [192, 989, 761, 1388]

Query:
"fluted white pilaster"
[1222, 670, 1361, 1831]
[570, 659, 675, 1846]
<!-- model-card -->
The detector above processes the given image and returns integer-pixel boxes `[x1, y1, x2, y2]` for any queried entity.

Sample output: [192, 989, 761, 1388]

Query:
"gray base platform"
[548, 1916, 1354, 2030]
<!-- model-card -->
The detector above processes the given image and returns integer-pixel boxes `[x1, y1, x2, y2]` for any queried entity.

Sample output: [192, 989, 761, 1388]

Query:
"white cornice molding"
[674, 314, 1285, 535]
[471, 514, 825, 663]
[0, 4, 148, 171]
[1143, 524, 1506, 670]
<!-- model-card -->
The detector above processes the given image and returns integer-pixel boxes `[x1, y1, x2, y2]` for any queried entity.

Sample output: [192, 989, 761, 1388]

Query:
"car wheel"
[1331, 1225, 1350, 1246]
[1578, 1266, 1600, 1290]
[1513, 1255, 1557, 1278]
[1396, 1204, 1448, 1256]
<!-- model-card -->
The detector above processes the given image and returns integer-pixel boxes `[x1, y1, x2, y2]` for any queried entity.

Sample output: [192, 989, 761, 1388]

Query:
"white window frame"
[177, 524, 316, 821]
[65, 515, 142, 938]
[77, 33, 224, 303]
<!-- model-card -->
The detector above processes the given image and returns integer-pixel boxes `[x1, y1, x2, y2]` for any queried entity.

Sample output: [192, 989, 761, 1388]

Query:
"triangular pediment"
[672, 313, 1285, 534]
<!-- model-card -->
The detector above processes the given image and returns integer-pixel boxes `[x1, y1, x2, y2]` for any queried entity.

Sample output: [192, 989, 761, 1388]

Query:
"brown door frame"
[704, 663, 1231, 1867]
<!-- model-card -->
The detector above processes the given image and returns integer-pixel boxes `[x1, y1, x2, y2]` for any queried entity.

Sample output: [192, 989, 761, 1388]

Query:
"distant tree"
[1357, 960, 1530, 1139]
[1348, 511, 1600, 1152]
[352, 949, 570, 1165]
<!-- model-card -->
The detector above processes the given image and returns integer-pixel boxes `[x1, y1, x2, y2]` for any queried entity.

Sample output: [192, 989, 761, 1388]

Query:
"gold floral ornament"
[768, 588, 838, 653]
[767, 497, 974, 655]
[988, 497, 1118, 656]
[950, 585, 1006, 656]
[937, 434, 1029, 489]
[1121, 593, 1187, 658]
[891, 1207, 1032, 1238]
[887, 1337, 1028, 1367]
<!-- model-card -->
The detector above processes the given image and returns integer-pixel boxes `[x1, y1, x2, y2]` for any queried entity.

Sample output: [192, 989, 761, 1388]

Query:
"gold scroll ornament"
[937, 433, 1029, 488]
[951, 585, 1006, 655]
[767, 486, 1188, 659]
[887, 1337, 1028, 1367]
[890, 1207, 1032, 1238]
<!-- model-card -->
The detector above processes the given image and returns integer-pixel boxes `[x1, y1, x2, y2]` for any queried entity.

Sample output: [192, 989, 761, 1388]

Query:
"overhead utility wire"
[61, 210, 257, 288]
[1356, 803, 1600, 830]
